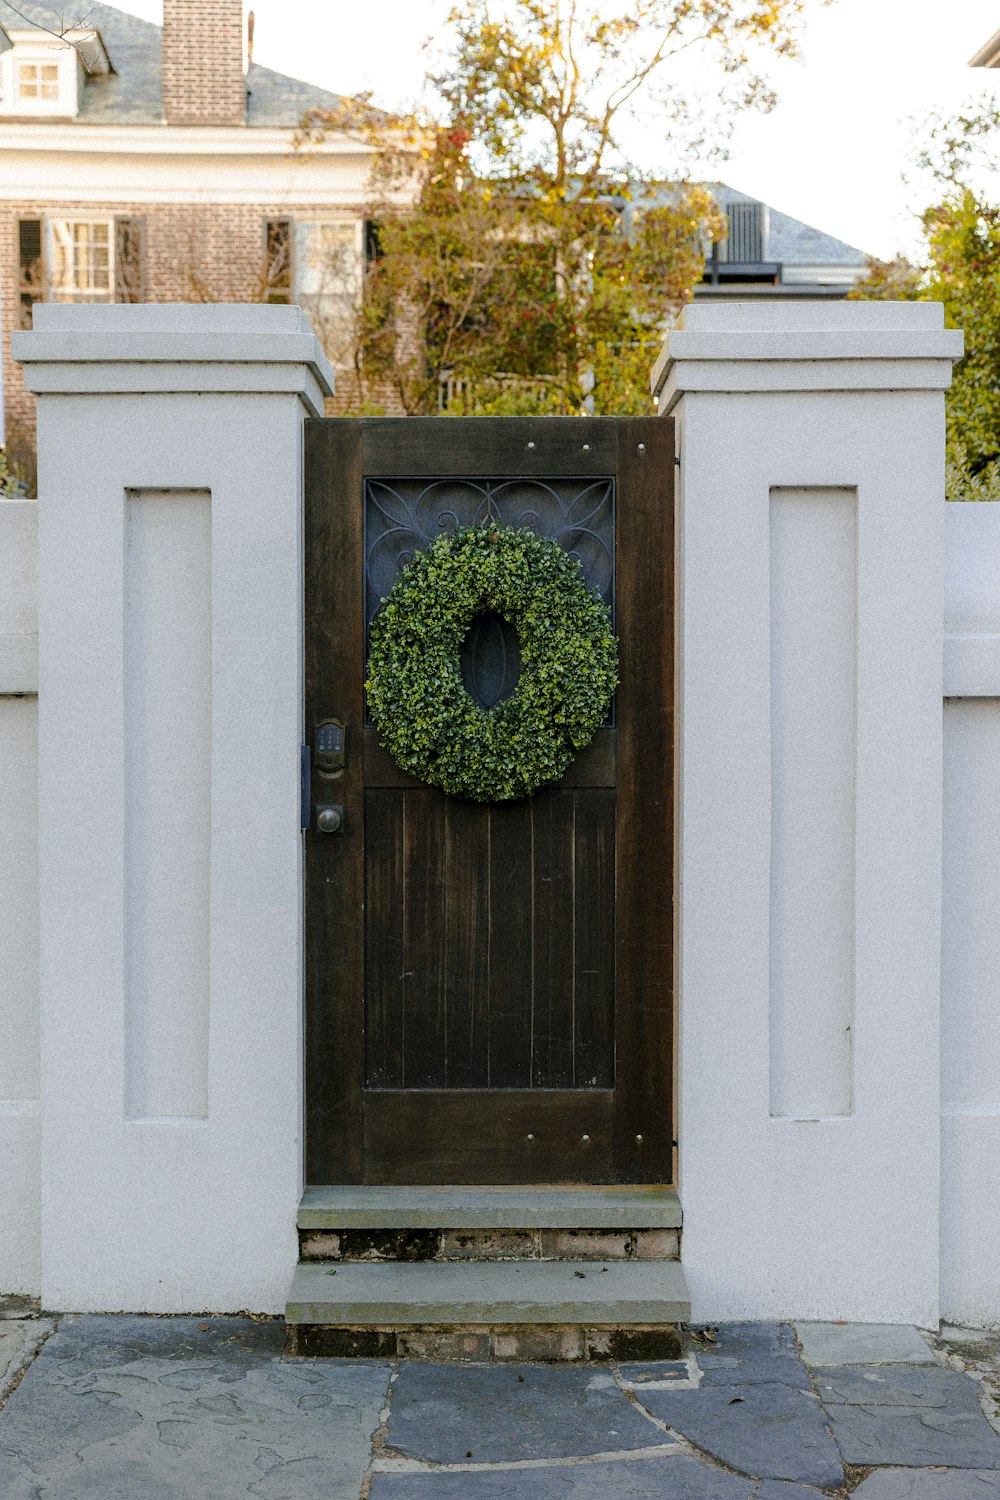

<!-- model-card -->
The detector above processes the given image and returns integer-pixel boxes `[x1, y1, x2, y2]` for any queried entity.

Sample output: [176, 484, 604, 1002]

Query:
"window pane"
[18, 61, 61, 102]
[49, 220, 114, 300]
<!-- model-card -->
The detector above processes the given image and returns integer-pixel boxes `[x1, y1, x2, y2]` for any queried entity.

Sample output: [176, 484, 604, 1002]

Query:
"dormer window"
[17, 61, 59, 101]
[0, 27, 111, 117]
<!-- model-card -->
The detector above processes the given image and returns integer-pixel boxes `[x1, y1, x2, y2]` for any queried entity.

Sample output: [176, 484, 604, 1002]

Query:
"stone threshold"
[287, 1258, 690, 1325]
[286, 1321, 686, 1362]
[299, 1184, 682, 1231]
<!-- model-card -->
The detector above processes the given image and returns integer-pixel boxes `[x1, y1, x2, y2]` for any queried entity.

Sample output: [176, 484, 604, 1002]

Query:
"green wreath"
[365, 525, 618, 802]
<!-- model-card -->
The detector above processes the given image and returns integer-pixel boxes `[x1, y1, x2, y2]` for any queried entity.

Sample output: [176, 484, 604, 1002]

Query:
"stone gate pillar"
[14, 305, 333, 1312]
[655, 301, 962, 1324]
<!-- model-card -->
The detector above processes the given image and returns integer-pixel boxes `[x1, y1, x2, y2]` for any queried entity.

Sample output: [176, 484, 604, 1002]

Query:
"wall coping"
[652, 301, 964, 412]
[13, 304, 335, 417]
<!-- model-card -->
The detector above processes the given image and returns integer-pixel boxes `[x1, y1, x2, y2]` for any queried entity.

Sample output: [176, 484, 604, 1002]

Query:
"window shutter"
[364, 218, 383, 269]
[114, 217, 145, 303]
[17, 219, 45, 328]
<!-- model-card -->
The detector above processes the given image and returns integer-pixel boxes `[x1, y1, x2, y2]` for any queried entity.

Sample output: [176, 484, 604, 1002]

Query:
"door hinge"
[301, 743, 311, 831]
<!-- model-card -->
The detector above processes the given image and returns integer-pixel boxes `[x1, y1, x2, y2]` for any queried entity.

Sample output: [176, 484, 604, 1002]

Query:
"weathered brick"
[492, 1326, 584, 1362]
[162, 0, 246, 126]
[1, 199, 407, 484]
[397, 1328, 491, 1361]
[438, 1230, 538, 1261]
[285, 1325, 397, 1359]
[539, 1230, 631, 1260]
[633, 1230, 681, 1261]
[586, 1325, 685, 1362]
[298, 1231, 341, 1261]
[339, 1229, 438, 1262]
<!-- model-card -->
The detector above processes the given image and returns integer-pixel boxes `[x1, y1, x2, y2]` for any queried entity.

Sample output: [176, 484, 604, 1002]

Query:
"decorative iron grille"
[365, 475, 615, 712]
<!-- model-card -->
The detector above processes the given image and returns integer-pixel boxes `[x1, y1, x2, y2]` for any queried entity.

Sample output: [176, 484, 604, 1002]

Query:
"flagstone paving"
[1, 1314, 1000, 1496]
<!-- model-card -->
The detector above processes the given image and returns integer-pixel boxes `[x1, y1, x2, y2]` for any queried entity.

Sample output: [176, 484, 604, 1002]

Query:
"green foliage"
[0, 447, 26, 498]
[851, 107, 1000, 498]
[365, 526, 618, 801]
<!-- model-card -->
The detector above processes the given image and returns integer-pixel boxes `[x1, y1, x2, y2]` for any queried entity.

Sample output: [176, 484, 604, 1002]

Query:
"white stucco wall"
[657, 301, 963, 1325]
[0, 499, 39, 1297]
[12, 303, 333, 1313]
[3, 299, 1000, 1326]
[942, 501, 1000, 1329]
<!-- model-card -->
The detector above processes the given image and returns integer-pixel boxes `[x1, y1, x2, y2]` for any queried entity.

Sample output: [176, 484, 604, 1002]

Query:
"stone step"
[286, 1257, 690, 1331]
[299, 1184, 682, 1231]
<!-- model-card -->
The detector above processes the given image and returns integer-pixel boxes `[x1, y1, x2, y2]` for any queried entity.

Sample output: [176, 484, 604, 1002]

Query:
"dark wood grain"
[613, 416, 675, 1182]
[363, 726, 616, 789]
[443, 797, 490, 1087]
[364, 791, 405, 1089]
[573, 788, 616, 1089]
[401, 792, 448, 1088]
[487, 799, 533, 1087]
[361, 416, 618, 477]
[531, 788, 576, 1089]
[304, 419, 365, 1182]
[305, 414, 674, 1189]
[364, 1090, 614, 1184]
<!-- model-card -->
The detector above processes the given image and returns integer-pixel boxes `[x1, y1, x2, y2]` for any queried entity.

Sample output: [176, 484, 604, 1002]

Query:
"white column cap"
[652, 300, 964, 414]
[13, 303, 335, 417]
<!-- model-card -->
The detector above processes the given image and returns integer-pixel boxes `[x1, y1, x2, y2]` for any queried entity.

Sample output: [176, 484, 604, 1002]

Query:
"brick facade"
[2, 199, 279, 478]
[2, 199, 403, 482]
[161, 0, 246, 127]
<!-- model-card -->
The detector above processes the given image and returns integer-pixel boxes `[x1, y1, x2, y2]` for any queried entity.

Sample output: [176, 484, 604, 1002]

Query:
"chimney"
[161, 0, 247, 127]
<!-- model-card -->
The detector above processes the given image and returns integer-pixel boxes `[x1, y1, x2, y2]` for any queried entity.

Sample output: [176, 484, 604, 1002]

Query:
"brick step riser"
[286, 1322, 686, 1362]
[299, 1227, 681, 1264]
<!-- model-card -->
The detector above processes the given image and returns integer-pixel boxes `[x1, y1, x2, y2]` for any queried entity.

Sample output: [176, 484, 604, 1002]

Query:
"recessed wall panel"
[0, 697, 38, 1103]
[769, 487, 856, 1118]
[124, 489, 211, 1120]
[942, 698, 1000, 1112]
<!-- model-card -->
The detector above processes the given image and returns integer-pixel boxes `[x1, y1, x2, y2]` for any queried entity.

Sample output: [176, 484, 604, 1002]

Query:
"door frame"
[303, 416, 675, 1185]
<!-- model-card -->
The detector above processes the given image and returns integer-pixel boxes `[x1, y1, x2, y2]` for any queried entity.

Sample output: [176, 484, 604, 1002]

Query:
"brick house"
[0, 0, 382, 475]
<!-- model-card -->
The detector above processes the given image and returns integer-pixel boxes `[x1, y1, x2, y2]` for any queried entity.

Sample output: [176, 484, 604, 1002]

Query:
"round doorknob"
[317, 805, 343, 833]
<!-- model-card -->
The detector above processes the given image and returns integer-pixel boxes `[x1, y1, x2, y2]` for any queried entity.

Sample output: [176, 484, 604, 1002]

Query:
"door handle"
[316, 804, 345, 834]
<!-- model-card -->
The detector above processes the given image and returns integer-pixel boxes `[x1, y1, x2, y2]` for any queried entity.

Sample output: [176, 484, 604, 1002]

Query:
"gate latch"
[316, 718, 346, 774]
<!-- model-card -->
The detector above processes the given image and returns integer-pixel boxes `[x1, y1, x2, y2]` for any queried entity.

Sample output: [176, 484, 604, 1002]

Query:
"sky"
[99, 0, 1000, 259]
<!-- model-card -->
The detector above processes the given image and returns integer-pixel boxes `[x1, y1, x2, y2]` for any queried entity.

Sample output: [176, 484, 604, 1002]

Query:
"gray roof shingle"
[711, 183, 867, 268]
[0, 0, 347, 125]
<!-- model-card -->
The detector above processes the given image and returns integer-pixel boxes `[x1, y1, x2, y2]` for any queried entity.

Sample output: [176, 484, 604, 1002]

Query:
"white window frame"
[47, 218, 115, 304]
[293, 218, 364, 367]
[1, 39, 79, 116]
[17, 59, 60, 101]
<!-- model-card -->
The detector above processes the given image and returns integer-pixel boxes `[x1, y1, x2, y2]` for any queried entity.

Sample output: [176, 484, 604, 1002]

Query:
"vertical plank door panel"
[486, 799, 534, 1088]
[443, 796, 491, 1088]
[304, 420, 365, 1182]
[364, 790, 405, 1089]
[530, 788, 577, 1090]
[573, 788, 616, 1089]
[401, 791, 448, 1089]
[614, 416, 675, 1182]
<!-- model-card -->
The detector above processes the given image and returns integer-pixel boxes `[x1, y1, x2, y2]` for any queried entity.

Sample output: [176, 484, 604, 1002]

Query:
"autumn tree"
[306, 0, 832, 416]
[851, 102, 1000, 498]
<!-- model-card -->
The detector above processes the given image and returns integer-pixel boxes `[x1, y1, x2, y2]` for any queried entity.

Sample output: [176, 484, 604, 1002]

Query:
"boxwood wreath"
[365, 524, 618, 802]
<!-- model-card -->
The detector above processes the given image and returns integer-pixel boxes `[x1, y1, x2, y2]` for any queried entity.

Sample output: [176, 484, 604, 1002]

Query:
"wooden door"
[305, 417, 673, 1185]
